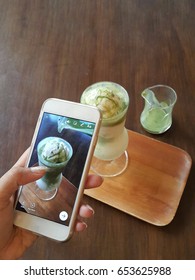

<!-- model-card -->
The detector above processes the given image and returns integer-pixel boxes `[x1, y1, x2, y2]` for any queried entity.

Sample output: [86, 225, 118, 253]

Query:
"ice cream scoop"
[42, 139, 68, 163]
[81, 85, 127, 120]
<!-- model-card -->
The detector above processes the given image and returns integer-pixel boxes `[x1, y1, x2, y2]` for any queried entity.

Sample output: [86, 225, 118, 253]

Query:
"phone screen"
[16, 112, 96, 226]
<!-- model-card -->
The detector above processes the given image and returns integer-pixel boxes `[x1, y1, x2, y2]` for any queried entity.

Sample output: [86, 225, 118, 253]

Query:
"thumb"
[0, 166, 47, 201]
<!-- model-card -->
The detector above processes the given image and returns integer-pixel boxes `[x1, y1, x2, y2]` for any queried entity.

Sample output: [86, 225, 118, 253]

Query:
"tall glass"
[35, 137, 73, 200]
[81, 81, 129, 177]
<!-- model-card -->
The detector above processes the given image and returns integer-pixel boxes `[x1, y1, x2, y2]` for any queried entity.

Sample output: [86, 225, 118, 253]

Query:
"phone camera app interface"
[16, 113, 95, 226]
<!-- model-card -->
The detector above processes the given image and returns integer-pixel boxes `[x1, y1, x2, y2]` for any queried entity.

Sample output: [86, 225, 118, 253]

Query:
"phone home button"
[59, 211, 68, 221]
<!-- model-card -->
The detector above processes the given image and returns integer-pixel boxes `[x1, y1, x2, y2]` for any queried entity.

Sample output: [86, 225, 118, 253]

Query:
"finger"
[75, 221, 87, 232]
[85, 174, 103, 189]
[0, 166, 47, 201]
[75, 205, 95, 232]
[79, 204, 95, 218]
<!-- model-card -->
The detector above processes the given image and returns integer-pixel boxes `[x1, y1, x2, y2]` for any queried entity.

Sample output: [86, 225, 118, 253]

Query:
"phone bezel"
[14, 98, 101, 242]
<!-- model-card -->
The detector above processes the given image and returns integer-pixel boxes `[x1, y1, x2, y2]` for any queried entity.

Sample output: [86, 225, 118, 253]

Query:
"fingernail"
[86, 204, 95, 215]
[83, 222, 88, 229]
[30, 166, 48, 173]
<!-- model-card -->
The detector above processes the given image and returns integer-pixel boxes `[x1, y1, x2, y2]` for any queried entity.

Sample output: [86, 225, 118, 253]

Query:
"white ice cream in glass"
[81, 81, 129, 177]
[35, 137, 73, 200]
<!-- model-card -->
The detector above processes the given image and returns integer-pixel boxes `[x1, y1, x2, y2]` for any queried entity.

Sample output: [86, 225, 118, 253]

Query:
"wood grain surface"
[0, 0, 194, 260]
[85, 130, 192, 226]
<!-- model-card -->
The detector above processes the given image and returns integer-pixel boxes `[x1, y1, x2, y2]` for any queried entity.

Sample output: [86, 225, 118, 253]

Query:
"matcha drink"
[81, 82, 129, 161]
[36, 137, 73, 192]
[140, 86, 177, 134]
[140, 106, 171, 134]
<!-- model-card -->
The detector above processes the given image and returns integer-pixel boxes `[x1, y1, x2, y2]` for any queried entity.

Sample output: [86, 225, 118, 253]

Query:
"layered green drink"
[36, 137, 73, 192]
[81, 82, 129, 161]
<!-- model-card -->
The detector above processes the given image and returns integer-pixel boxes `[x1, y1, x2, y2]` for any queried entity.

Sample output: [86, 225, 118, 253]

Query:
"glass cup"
[35, 136, 73, 200]
[140, 85, 177, 134]
[81, 81, 129, 177]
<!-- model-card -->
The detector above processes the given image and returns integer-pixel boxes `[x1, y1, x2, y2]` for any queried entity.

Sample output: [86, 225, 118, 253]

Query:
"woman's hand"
[0, 149, 103, 260]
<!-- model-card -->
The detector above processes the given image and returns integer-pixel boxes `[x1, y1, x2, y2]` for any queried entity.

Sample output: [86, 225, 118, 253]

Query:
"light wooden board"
[85, 130, 192, 226]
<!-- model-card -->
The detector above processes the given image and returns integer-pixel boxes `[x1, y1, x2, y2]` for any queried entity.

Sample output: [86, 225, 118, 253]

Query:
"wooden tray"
[85, 130, 192, 226]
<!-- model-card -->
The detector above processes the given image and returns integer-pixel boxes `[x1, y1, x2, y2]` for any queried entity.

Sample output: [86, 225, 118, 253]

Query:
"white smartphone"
[14, 98, 101, 242]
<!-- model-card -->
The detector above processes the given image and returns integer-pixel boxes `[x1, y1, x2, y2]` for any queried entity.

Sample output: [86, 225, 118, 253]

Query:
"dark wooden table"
[0, 0, 194, 260]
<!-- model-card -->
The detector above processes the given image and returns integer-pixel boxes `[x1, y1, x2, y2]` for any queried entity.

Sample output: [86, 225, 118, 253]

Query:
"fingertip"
[85, 174, 104, 189]
[79, 204, 95, 218]
[30, 166, 49, 173]
[75, 222, 88, 232]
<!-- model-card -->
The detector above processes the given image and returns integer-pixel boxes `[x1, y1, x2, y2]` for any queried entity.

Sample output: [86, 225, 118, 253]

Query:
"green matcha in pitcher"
[140, 85, 177, 134]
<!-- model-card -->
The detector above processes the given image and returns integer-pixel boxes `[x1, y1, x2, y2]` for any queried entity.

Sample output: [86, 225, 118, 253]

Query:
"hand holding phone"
[14, 98, 101, 242]
[0, 153, 102, 259]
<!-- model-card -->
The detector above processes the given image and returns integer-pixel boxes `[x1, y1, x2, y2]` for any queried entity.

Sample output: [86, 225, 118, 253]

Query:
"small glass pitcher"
[140, 85, 177, 134]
